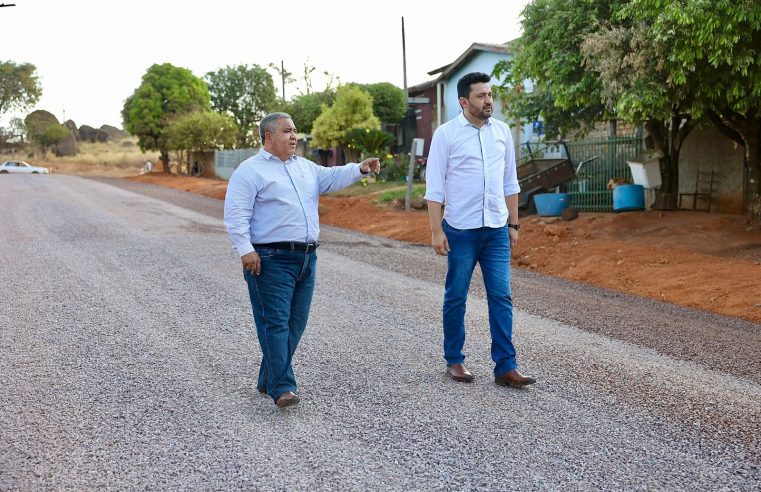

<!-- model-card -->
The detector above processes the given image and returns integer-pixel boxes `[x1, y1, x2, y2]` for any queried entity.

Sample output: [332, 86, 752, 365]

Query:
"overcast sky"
[4, 0, 530, 129]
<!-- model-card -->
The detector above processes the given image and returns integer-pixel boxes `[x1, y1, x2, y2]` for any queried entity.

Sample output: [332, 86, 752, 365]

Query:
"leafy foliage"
[122, 63, 210, 167]
[343, 128, 395, 156]
[273, 89, 336, 134]
[493, 1, 623, 138]
[357, 82, 407, 124]
[0, 61, 42, 116]
[205, 64, 276, 147]
[585, 0, 761, 210]
[167, 111, 238, 153]
[311, 85, 380, 148]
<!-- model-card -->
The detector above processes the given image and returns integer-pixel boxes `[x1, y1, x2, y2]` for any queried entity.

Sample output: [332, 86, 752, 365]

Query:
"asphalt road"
[1, 175, 759, 490]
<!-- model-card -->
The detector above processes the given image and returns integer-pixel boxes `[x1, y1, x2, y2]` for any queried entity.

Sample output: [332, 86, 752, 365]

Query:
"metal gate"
[561, 135, 644, 212]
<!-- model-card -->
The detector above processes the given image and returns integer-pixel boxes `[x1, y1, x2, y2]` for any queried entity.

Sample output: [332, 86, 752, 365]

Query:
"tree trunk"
[644, 116, 695, 209]
[745, 132, 761, 221]
[161, 150, 170, 174]
[710, 111, 761, 221]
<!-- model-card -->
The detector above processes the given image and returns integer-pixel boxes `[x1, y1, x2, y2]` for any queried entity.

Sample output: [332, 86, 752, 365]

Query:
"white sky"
[3, 0, 530, 129]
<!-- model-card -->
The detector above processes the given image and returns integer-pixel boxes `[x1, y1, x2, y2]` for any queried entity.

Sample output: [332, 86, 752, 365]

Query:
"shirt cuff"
[236, 242, 255, 257]
[504, 184, 521, 196]
[424, 191, 444, 203]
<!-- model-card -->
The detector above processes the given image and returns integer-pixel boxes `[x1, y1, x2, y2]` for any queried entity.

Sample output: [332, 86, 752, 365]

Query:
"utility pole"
[281, 60, 286, 100]
[402, 17, 416, 211]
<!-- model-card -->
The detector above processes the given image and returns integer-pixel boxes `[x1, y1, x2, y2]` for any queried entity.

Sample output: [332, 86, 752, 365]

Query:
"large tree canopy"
[205, 64, 276, 147]
[618, 0, 761, 217]
[0, 61, 42, 117]
[578, 0, 761, 213]
[357, 82, 406, 124]
[122, 63, 210, 170]
[494, 0, 623, 138]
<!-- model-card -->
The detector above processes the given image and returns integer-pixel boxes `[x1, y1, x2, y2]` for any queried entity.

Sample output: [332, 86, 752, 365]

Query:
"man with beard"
[424, 72, 536, 388]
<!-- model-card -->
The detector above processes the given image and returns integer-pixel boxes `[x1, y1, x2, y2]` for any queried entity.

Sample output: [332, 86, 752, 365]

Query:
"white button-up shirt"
[424, 112, 520, 229]
[224, 149, 363, 257]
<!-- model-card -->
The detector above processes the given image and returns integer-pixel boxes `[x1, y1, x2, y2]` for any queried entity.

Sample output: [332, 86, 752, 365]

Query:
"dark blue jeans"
[442, 220, 517, 376]
[243, 248, 316, 401]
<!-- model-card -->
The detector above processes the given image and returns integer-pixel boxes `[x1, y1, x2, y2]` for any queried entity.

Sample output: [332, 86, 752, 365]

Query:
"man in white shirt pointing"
[424, 72, 535, 388]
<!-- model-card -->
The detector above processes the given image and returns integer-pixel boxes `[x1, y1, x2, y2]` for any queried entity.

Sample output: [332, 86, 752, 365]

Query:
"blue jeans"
[442, 220, 517, 376]
[243, 248, 316, 401]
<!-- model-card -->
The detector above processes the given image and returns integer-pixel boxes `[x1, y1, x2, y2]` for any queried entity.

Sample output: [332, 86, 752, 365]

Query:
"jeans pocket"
[442, 220, 465, 234]
[256, 247, 279, 258]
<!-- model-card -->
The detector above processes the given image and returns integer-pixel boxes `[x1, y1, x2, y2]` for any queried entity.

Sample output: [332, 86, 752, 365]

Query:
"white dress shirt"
[224, 149, 364, 257]
[424, 112, 520, 229]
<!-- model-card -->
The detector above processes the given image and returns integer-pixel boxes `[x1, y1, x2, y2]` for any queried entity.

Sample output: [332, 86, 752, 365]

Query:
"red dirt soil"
[127, 174, 761, 323]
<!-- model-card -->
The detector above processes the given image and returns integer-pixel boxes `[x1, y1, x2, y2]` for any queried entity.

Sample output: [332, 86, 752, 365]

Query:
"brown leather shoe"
[275, 391, 300, 408]
[446, 363, 474, 382]
[495, 369, 536, 388]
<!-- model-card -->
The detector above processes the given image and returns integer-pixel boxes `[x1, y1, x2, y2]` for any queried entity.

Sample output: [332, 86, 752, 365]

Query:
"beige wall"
[679, 127, 745, 214]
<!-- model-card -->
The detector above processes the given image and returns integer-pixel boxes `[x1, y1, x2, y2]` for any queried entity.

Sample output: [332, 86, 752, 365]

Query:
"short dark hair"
[259, 112, 292, 143]
[457, 72, 491, 99]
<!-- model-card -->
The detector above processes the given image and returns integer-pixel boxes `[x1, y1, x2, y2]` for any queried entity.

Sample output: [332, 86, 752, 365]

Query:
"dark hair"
[457, 72, 491, 99]
[259, 112, 292, 143]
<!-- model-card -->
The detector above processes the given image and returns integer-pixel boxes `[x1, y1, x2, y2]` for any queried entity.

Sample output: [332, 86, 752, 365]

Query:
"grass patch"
[375, 184, 426, 203]
[327, 180, 410, 197]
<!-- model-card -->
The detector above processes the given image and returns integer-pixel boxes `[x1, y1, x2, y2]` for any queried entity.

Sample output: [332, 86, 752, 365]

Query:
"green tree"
[274, 89, 335, 134]
[0, 61, 42, 117]
[496, 0, 701, 203]
[616, 0, 761, 218]
[357, 82, 407, 124]
[205, 64, 276, 147]
[122, 63, 210, 172]
[493, 0, 621, 138]
[581, 21, 698, 200]
[311, 85, 380, 150]
[168, 111, 238, 153]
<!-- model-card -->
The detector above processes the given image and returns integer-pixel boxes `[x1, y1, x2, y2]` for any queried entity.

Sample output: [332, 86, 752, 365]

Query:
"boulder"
[79, 125, 96, 142]
[55, 133, 78, 156]
[64, 120, 80, 140]
[99, 124, 129, 141]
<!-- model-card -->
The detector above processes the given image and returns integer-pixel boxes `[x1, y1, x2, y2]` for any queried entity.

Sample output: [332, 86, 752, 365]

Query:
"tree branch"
[708, 111, 744, 145]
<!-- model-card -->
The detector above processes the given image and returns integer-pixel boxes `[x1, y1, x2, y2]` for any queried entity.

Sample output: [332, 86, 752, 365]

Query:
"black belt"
[253, 242, 320, 253]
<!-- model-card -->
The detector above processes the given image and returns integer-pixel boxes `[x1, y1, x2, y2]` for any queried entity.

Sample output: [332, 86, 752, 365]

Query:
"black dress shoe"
[275, 391, 300, 408]
[494, 369, 536, 388]
[446, 363, 474, 382]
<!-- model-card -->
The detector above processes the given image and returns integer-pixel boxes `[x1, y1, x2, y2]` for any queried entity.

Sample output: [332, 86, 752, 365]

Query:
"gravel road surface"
[1, 175, 759, 490]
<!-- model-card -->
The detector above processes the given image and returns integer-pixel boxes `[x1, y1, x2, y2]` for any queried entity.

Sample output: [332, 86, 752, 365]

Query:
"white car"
[0, 160, 49, 174]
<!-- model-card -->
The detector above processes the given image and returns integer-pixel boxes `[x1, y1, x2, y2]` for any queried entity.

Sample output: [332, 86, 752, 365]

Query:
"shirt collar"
[457, 111, 491, 128]
[259, 148, 295, 163]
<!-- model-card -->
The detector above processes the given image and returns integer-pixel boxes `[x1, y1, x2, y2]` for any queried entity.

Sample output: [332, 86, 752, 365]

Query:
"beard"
[471, 105, 493, 120]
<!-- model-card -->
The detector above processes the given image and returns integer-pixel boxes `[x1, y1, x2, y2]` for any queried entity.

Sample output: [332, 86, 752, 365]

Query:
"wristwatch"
[507, 223, 520, 231]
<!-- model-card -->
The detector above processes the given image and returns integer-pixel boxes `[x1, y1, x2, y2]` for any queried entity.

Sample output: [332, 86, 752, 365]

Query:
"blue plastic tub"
[533, 193, 571, 216]
[613, 184, 645, 212]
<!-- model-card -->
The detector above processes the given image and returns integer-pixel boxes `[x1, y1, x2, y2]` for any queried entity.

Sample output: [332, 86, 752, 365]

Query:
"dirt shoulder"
[126, 174, 761, 323]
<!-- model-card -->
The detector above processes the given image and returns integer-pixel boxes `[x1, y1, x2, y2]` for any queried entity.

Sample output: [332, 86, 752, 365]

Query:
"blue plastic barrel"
[613, 184, 645, 212]
[534, 193, 571, 216]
